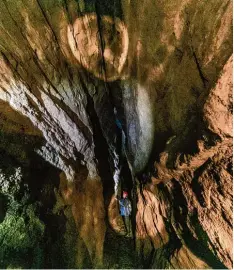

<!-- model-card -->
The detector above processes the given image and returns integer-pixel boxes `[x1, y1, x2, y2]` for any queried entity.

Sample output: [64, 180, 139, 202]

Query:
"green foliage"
[0, 207, 45, 268]
[0, 167, 22, 198]
[0, 206, 44, 252]
[0, 167, 45, 269]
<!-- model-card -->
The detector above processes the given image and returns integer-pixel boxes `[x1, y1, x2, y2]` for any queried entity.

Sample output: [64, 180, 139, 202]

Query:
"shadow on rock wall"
[0, 0, 232, 268]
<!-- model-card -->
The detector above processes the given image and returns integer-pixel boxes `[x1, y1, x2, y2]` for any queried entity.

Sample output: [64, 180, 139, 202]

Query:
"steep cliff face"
[0, 0, 232, 269]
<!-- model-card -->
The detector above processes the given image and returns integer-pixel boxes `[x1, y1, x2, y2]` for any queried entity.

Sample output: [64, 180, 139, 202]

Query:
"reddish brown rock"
[0, 0, 232, 268]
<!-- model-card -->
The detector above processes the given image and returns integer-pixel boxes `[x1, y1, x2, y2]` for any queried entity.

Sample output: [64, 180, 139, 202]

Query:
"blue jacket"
[119, 198, 132, 216]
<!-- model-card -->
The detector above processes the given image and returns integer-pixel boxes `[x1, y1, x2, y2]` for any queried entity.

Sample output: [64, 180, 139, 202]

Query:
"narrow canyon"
[0, 0, 232, 269]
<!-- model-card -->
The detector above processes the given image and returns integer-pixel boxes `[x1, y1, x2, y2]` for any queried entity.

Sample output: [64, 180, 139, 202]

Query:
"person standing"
[118, 191, 132, 236]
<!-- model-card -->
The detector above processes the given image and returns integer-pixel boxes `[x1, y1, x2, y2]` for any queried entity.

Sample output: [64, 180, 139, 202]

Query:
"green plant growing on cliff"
[0, 167, 45, 269]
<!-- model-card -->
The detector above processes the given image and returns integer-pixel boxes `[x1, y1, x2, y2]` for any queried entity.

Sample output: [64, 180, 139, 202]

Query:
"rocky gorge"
[0, 0, 232, 268]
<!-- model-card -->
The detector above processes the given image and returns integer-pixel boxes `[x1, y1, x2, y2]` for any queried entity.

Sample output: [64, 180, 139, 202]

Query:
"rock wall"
[0, 0, 232, 268]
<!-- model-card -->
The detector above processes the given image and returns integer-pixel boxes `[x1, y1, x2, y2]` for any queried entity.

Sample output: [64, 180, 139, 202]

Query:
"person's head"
[123, 191, 128, 198]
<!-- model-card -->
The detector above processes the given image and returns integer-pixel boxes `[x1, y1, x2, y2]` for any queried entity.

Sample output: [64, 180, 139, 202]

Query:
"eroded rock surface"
[0, 0, 232, 268]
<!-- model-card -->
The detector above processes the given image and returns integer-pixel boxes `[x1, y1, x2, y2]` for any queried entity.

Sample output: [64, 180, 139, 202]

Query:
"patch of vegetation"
[0, 167, 45, 269]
